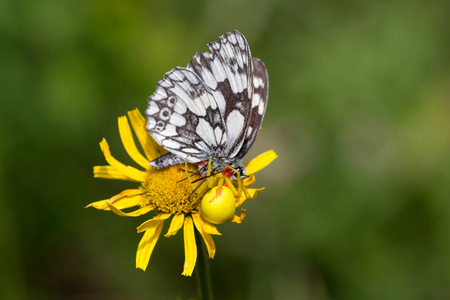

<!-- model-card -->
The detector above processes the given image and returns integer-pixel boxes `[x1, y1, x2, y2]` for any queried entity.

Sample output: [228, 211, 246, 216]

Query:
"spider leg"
[222, 165, 251, 199]
[206, 155, 214, 188]
[224, 176, 239, 196]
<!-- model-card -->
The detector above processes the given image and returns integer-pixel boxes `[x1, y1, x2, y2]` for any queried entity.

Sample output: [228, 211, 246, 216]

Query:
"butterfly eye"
[167, 95, 177, 107]
[159, 107, 172, 120]
[155, 120, 165, 131]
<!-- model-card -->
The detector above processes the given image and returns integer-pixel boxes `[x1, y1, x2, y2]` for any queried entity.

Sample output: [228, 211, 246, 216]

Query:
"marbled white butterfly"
[145, 30, 268, 177]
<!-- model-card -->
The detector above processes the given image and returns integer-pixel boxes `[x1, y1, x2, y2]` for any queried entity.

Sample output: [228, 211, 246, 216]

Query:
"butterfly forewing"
[187, 30, 254, 158]
[235, 58, 268, 160]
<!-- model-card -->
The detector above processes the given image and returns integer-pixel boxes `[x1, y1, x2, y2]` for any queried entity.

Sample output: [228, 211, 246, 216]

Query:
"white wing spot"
[211, 89, 226, 114]
[214, 126, 223, 145]
[196, 118, 216, 147]
[162, 139, 182, 149]
[199, 66, 217, 89]
[183, 148, 202, 154]
[146, 101, 160, 116]
[226, 110, 245, 149]
[228, 33, 237, 44]
[174, 99, 187, 114]
[252, 93, 261, 108]
[146, 117, 156, 129]
[153, 86, 168, 100]
[237, 34, 245, 49]
[211, 57, 227, 82]
[253, 77, 264, 88]
[211, 41, 221, 50]
[200, 93, 213, 109]
[160, 124, 178, 137]
[247, 126, 253, 137]
[172, 84, 206, 116]
[160, 80, 171, 88]
[258, 100, 265, 115]
[169, 113, 186, 127]
[185, 71, 199, 84]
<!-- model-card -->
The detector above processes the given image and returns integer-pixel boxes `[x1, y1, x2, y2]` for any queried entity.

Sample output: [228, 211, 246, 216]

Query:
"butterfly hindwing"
[146, 67, 225, 164]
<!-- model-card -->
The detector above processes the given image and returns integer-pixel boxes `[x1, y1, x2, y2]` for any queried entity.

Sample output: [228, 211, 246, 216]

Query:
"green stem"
[195, 229, 213, 300]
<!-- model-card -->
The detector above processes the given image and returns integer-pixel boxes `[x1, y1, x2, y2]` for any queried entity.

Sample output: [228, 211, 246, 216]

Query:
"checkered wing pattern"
[146, 30, 268, 169]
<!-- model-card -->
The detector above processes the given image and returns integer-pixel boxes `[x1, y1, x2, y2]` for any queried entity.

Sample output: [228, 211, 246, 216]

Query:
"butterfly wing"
[146, 67, 226, 166]
[187, 30, 254, 159]
[235, 58, 269, 160]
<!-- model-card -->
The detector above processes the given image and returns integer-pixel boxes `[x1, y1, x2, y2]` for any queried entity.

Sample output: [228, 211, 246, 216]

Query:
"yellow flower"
[87, 109, 277, 276]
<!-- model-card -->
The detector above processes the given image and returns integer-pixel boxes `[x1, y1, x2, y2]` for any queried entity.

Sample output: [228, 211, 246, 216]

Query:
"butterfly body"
[146, 30, 268, 177]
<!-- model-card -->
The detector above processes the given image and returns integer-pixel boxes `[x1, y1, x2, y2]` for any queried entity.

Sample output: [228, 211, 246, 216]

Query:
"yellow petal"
[193, 213, 221, 235]
[245, 150, 278, 175]
[127, 109, 166, 161]
[136, 219, 165, 271]
[107, 202, 153, 217]
[235, 188, 265, 207]
[230, 208, 246, 223]
[182, 216, 197, 276]
[93, 166, 136, 181]
[165, 214, 185, 237]
[86, 189, 142, 210]
[85, 199, 110, 210]
[118, 116, 150, 169]
[242, 174, 255, 186]
[109, 188, 142, 204]
[192, 213, 216, 259]
[110, 194, 144, 210]
[86, 197, 141, 211]
[99, 139, 146, 182]
[137, 213, 172, 232]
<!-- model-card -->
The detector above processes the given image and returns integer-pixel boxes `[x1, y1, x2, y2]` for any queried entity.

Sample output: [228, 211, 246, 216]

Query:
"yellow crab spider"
[198, 156, 251, 224]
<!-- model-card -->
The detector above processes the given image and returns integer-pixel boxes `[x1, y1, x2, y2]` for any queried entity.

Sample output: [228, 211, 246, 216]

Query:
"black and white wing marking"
[146, 30, 260, 168]
[187, 30, 254, 159]
[146, 67, 226, 167]
[236, 58, 268, 160]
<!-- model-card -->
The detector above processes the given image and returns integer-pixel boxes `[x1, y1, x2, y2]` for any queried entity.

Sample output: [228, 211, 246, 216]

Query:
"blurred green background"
[2, 0, 450, 299]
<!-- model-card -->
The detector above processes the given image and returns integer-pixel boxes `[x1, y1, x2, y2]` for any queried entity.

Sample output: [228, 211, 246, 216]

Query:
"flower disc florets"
[141, 164, 202, 214]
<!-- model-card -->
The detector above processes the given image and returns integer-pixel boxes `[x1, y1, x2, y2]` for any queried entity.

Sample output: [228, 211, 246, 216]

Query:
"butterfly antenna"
[178, 169, 196, 174]
[191, 171, 218, 184]
[188, 177, 207, 199]
[177, 168, 196, 183]
[177, 167, 205, 183]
